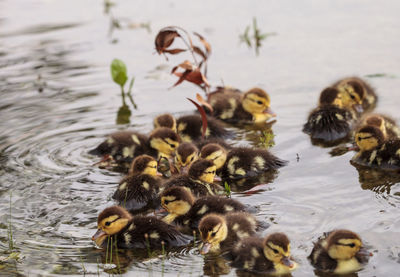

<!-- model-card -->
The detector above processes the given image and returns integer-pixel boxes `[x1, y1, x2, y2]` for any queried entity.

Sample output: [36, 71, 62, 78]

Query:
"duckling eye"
[164, 200, 170, 205]
[350, 94, 355, 100]
[272, 248, 279, 254]
[348, 243, 355, 248]
[105, 221, 111, 227]
[211, 232, 217, 237]
[190, 156, 194, 161]
[257, 100, 263, 105]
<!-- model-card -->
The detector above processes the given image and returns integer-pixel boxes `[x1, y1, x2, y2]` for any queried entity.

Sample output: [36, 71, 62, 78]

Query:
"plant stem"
[120, 86, 126, 106]
[8, 192, 13, 251]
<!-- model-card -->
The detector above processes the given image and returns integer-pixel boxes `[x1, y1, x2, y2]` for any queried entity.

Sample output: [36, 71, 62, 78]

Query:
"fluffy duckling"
[358, 113, 400, 140]
[200, 143, 228, 174]
[309, 229, 372, 274]
[229, 233, 296, 274]
[160, 186, 246, 230]
[92, 206, 191, 249]
[163, 159, 224, 197]
[205, 87, 275, 124]
[89, 127, 180, 166]
[352, 125, 400, 169]
[153, 113, 176, 132]
[303, 87, 358, 143]
[221, 147, 287, 179]
[198, 212, 257, 254]
[333, 77, 377, 112]
[112, 155, 161, 212]
[174, 142, 199, 173]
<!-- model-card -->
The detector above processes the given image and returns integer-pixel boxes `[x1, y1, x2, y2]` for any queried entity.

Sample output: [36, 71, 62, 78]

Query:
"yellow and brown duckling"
[220, 147, 287, 179]
[303, 87, 358, 143]
[332, 77, 377, 113]
[89, 127, 180, 167]
[163, 159, 224, 197]
[153, 113, 177, 132]
[112, 155, 161, 213]
[358, 113, 400, 140]
[174, 142, 199, 174]
[200, 143, 229, 174]
[91, 206, 191, 249]
[352, 125, 400, 170]
[160, 186, 246, 230]
[229, 233, 296, 275]
[308, 229, 372, 274]
[205, 87, 275, 124]
[198, 212, 257, 254]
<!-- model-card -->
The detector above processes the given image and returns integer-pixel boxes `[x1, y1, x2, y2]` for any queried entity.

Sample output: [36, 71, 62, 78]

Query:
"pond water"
[0, 0, 399, 276]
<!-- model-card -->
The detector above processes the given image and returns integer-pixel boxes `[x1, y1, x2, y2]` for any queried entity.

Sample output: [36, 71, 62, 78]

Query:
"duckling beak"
[156, 171, 163, 177]
[92, 229, 107, 246]
[281, 256, 295, 268]
[263, 107, 276, 117]
[347, 145, 360, 151]
[213, 175, 222, 182]
[180, 165, 190, 174]
[200, 242, 212, 254]
[353, 104, 364, 113]
[358, 247, 373, 257]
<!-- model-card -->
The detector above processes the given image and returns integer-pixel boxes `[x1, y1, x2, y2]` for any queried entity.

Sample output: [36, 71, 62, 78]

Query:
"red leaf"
[164, 48, 187, 54]
[193, 46, 207, 60]
[187, 98, 208, 139]
[155, 29, 180, 54]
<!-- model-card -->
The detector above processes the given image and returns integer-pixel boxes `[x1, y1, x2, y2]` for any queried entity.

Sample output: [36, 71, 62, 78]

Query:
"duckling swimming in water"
[352, 125, 400, 170]
[198, 212, 257, 254]
[308, 229, 372, 274]
[153, 113, 176, 132]
[160, 186, 246, 230]
[358, 113, 400, 140]
[89, 127, 180, 168]
[229, 233, 296, 275]
[205, 87, 275, 124]
[112, 155, 161, 213]
[174, 142, 199, 173]
[200, 143, 228, 174]
[163, 159, 224, 197]
[92, 206, 191, 249]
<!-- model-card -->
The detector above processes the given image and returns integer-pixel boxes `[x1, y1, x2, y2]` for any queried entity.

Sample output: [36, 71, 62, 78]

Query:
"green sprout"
[111, 58, 137, 109]
[239, 17, 277, 55]
[259, 130, 275, 149]
[224, 182, 231, 198]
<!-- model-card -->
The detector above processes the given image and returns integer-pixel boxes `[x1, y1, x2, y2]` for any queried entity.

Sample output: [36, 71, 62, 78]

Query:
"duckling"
[303, 87, 358, 143]
[308, 229, 372, 274]
[205, 87, 275, 124]
[358, 113, 400, 140]
[112, 155, 161, 213]
[160, 186, 246, 230]
[352, 125, 400, 169]
[174, 142, 199, 173]
[153, 113, 176, 132]
[154, 113, 231, 142]
[200, 143, 228, 174]
[198, 212, 257, 254]
[89, 127, 180, 167]
[333, 77, 377, 112]
[163, 159, 224, 197]
[221, 147, 287, 179]
[229, 233, 296, 275]
[91, 206, 191, 249]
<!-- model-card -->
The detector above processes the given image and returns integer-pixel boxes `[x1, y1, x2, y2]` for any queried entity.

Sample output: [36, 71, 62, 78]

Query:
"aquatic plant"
[224, 182, 231, 198]
[259, 130, 275, 149]
[239, 17, 276, 55]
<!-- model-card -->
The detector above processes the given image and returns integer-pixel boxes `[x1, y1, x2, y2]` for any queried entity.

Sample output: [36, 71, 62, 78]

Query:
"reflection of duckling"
[221, 147, 287, 179]
[91, 206, 191, 249]
[89, 127, 180, 166]
[175, 142, 199, 173]
[352, 125, 400, 169]
[303, 87, 358, 143]
[333, 77, 377, 112]
[358, 113, 400, 140]
[163, 159, 224, 197]
[206, 87, 275, 123]
[160, 186, 246, 230]
[199, 212, 257, 254]
[230, 233, 296, 275]
[112, 155, 161, 212]
[154, 113, 231, 142]
[308, 229, 372, 274]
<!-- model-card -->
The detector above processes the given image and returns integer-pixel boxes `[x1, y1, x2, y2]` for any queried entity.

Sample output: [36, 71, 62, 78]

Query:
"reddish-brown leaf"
[164, 48, 187, 54]
[187, 98, 208, 139]
[193, 32, 212, 55]
[196, 93, 213, 113]
[155, 29, 180, 54]
[193, 46, 207, 60]
[173, 68, 209, 87]
[172, 69, 191, 87]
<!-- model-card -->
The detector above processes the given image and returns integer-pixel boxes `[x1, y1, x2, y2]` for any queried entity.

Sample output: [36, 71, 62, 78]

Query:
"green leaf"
[111, 59, 128, 87]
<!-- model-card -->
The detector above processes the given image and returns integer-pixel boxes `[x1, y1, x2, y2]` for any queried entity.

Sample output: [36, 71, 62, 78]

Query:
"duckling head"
[154, 113, 177, 132]
[263, 233, 296, 272]
[160, 186, 195, 223]
[149, 127, 180, 158]
[129, 154, 158, 176]
[175, 142, 199, 173]
[242, 88, 275, 122]
[354, 126, 385, 152]
[319, 87, 343, 107]
[198, 214, 228, 254]
[337, 81, 365, 113]
[188, 159, 218, 183]
[325, 230, 370, 261]
[363, 114, 387, 138]
[200, 143, 227, 170]
[92, 206, 132, 247]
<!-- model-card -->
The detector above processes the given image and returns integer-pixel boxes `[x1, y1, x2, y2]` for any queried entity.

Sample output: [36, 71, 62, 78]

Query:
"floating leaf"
[111, 59, 128, 87]
[187, 98, 208, 139]
[155, 29, 180, 54]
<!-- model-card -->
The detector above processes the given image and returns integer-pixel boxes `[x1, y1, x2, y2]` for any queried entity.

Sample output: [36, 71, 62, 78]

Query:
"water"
[1, 0, 400, 276]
